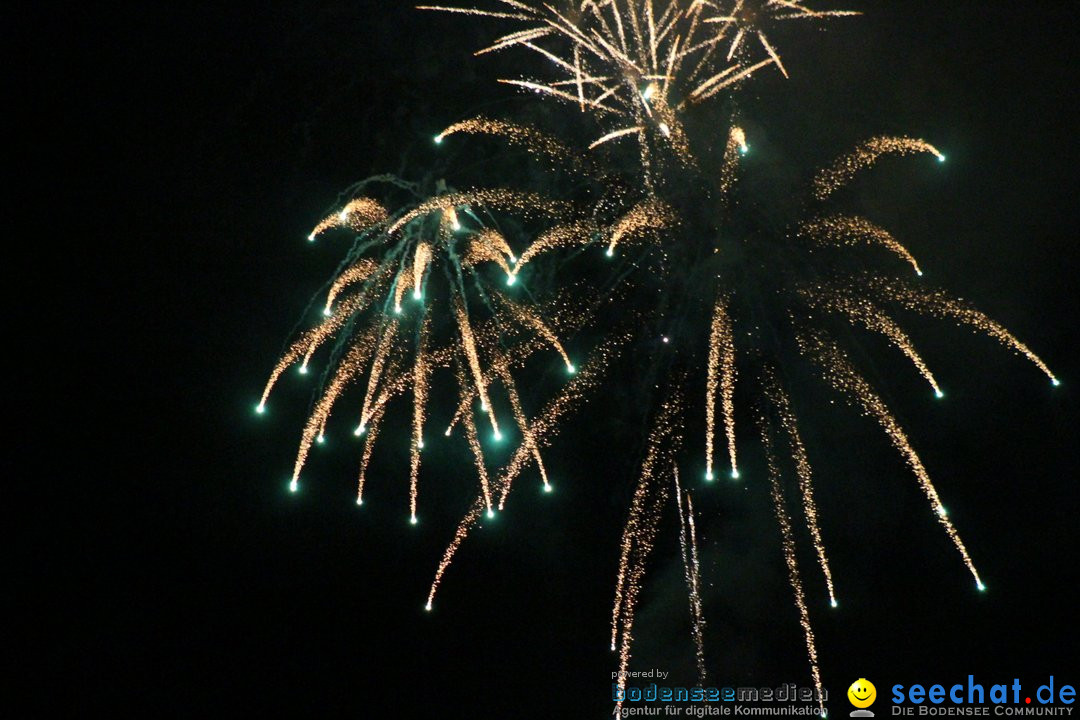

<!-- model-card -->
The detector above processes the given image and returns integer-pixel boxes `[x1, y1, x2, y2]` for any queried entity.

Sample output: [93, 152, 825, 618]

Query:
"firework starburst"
[258, 2, 1058, 714]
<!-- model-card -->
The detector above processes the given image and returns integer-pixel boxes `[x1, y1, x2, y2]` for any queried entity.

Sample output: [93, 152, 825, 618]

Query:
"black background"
[16, 1, 1078, 716]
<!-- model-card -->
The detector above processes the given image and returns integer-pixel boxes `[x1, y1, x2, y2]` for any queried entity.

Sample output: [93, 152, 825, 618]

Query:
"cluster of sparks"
[422, 0, 858, 156]
[612, 391, 682, 713]
[260, 185, 613, 529]
[257, 0, 1061, 712]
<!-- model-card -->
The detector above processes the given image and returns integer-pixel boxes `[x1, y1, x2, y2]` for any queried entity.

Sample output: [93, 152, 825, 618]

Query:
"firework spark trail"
[611, 449, 659, 655]
[303, 289, 386, 368]
[804, 290, 943, 397]
[415, 5, 530, 21]
[769, 0, 861, 20]
[324, 261, 388, 317]
[442, 299, 589, 437]
[573, 43, 585, 110]
[718, 125, 748, 196]
[425, 498, 485, 611]
[356, 361, 409, 503]
[589, 125, 644, 150]
[686, 492, 707, 685]
[493, 292, 575, 372]
[435, 116, 586, 172]
[675, 470, 707, 686]
[801, 215, 924, 276]
[726, 28, 746, 60]
[443, 206, 461, 232]
[260, 290, 383, 408]
[757, 31, 787, 78]
[412, 243, 433, 298]
[763, 366, 838, 607]
[474, 228, 517, 264]
[410, 317, 432, 523]
[798, 330, 984, 589]
[813, 137, 946, 200]
[611, 390, 682, 651]
[357, 320, 399, 433]
[870, 279, 1060, 385]
[686, 57, 777, 104]
[307, 197, 388, 241]
[390, 265, 412, 316]
[614, 480, 669, 707]
[287, 339, 376, 491]
[758, 406, 826, 715]
[494, 360, 550, 492]
[500, 78, 625, 115]
[454, 298, 502, 439]
[513, 220, 598, 272]
[494, 329, 628, 506]
[614, 395, 681, 715]
[456, 359, 495, 516]
[260, 332, 315, 411]
[474, 25, 554, 56]
[389, 189, 570, 234]
[426, 333, 626, 609]
[323, 259, 380, 315]
[648, 88, 694, 163]
[355, 401, 390, 505]
[443, 340, 539, 437]
[465, 231, 515, 278]
[606, 198, 676, 256]
[706, 297, 738, 481]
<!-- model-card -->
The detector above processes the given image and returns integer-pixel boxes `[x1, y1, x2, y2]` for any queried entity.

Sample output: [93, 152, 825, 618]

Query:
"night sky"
[19, 1, 1079, 716]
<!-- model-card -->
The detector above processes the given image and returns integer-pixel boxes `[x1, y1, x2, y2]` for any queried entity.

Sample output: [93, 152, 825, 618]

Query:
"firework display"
[257, 1, 1059, 709]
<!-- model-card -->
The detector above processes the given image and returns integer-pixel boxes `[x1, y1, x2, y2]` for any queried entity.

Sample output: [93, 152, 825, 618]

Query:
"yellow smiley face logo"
[848, 679, 877, 708]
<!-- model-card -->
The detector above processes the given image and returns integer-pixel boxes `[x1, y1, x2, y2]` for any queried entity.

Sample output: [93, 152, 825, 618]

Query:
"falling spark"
[804, 289, 943, 397]
[436, 116, 586, 172]
[706, 297, 738, 481]
[589, 126, 644, 150]
[427, 332, 628, 609]
[686, 58, 777, 104]
[759, 409, 826, 716]
[286, 337, 377, 490]
[260, 292, 382, 413]
[308, 197, 388, 240]
[357, 319, 399, 433]
[801, 215, 923, 276]
[717, 125, 748, 196]
[763, 365, 838, 607]
[493, 292, 575, 372]
[494, 361, 550, 492]
[455, 298, 501, 440]
[413, 243, 433, 298]
[814, 137, 946, 200]
[613, 394, 680, 715]
[870, 279, 1059, 385]
[390, 189, 569, 235]
[410, 316, 432, 522]
[465, 229, 515, 277]
[513, 220, 598, 272]
[675, 470, 707, 685]
[356, 401, 390, 505]
[324, 259, 381, 315]
[606, 198, 676, 256]
[798, 330, 983, 588]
